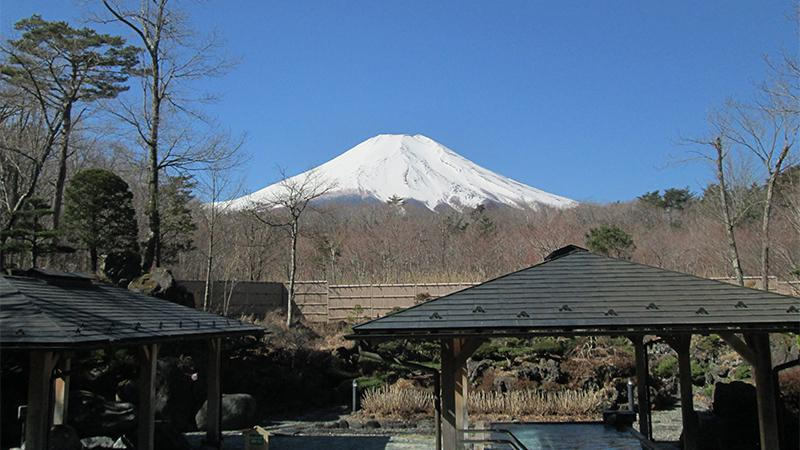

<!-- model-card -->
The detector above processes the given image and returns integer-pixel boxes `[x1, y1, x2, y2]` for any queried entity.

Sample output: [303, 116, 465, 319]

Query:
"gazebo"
[0, 269, 264, 450]
[349, 245, 800, 450]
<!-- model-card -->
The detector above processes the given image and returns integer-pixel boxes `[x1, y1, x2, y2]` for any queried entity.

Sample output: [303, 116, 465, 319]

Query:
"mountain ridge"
[224, 134, 577, 211]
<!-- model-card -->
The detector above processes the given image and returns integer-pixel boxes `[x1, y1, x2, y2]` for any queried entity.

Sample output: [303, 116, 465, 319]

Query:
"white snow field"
[224, 134, 577, 211]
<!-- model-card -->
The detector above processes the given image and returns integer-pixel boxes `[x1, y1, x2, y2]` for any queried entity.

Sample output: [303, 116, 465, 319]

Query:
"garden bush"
[654, 356, 678, 378]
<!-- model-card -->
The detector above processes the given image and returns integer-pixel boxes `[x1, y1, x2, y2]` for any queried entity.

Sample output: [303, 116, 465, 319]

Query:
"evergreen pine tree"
[63, 169, 138, 272]
[0, 198, 68, 268]
[159, 176, 198, 265]
[585, 225, 635, 259]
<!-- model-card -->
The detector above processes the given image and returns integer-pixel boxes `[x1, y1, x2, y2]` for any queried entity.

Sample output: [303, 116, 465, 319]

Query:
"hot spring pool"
[492, 422, 642, 450]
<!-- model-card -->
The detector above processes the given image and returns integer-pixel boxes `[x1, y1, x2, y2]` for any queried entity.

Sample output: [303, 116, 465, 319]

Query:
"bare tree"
[249, 169, 334, 326]
[99, 0, 232, 270]
[1, 16, 138, 232]
[0, 88, 63, 268]
[195, 137, 244, 311]
[721, 97, 797, 291]
[687, 130, 746, 285]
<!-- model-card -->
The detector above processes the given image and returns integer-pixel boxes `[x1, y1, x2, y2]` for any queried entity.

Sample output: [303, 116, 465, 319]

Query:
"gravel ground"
[186, 406, 690, 450]
[186, 432, 435, 450]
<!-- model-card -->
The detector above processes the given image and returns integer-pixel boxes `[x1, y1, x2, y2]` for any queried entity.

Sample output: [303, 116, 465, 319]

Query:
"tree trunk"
[759, 144, 791, 292]
[202, 210, 215, 311]
[142, 54, 162, 270]
[90, 246, 98, 273]
[714, 138, 745, 285]
[52, 103, 72, 231]
[761, 176, 776, 291]
[287, 221, 299, 327]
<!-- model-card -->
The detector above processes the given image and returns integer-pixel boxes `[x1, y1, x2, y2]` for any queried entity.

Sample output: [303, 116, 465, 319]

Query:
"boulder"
[99, 251, 141, 286]
[649, 376, 678, 410]
[154, 358, 198, 431]
[80, 437, 128, 449]
[66, 390, 136, 438]
[195, 393, 258, 431]
[713, 381, 757, 421]
[491, 373, 517, 393]
[128, 268, 193, 307]
[48, 424, 81, 450]
[467, 359, 491, 383]
[115, 380, 136, 404]
[710, 381, 760, 450]
[517, 358, 562, 384]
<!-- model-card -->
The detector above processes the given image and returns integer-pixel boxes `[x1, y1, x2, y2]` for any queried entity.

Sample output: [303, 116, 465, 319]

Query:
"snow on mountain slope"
[224, 134, 577, 211]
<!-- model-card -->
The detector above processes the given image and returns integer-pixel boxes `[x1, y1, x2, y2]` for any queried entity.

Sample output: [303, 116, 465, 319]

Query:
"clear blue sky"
[2, 1, 797, 202]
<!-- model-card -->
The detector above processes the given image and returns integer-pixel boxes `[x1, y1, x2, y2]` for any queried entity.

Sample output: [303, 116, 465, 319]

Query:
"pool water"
[494, 423, 642, 450]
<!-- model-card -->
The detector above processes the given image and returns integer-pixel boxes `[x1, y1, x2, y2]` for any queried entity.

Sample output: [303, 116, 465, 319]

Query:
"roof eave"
[347, 322, 800, 341]
[0, 327, 267, 351]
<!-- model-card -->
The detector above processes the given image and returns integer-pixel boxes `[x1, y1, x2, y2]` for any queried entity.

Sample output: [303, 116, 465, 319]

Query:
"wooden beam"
[138, 344, 159, 450]
[455, 337, 484, 366]
[53, 357, 71, 425]
[719, 333, 757, 366]
[746, 333, 780, 450]
[206, 338, 223, 447]
[631, 335, 651, 440]
[433, 372, 442, 450]
[665, 335, 697, 450]
[25, 350, 58, 450]
[440, 338, 479, 450]
[440, 340, 458, 450]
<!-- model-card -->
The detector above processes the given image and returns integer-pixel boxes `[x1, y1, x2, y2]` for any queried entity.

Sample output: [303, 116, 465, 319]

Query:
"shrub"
[693, 334, 722, 353]
[472, 337, 574, 361]
[654, 356, 678, 378]
[691, 362, 706, 386]
[733, 363, 752, 380]
[779, 367, 800, 415]
[529, 337, 575, 355]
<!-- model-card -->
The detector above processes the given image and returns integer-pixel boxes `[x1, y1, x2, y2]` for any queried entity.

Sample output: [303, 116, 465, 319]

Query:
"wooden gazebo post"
[53, 357, 71, 425]
[206, 337, 223, 447]
[747, 333, 779, 450]
[630, 335, 651, 439]
[440, 337, 481, 450]
[25, 350, 58, 450]
[665, 335, 697, 450]
[138, 344, 159, 450]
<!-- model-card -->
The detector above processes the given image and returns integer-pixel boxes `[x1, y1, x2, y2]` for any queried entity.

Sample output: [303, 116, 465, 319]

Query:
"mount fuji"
[225, 134, 577, 211]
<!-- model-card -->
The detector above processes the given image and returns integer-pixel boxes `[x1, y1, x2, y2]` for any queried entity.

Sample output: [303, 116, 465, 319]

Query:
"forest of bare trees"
[174, 183, 799, 291]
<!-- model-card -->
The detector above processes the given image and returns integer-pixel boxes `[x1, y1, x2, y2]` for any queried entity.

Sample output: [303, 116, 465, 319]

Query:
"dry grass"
[469, 389, 602, 417]
[361, 383, 602, 419]
[361, 384, 434, 416]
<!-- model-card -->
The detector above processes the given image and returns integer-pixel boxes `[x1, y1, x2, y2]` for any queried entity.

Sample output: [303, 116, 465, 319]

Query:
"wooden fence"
[178, 280, 476, 323]
[325, 282, 477, 322]
[179, 277, 798, 323]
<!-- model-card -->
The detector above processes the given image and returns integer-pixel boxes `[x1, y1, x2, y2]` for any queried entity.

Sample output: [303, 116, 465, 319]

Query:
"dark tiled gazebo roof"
[352, 245, 800, 338]
[349, 245, 799, 450]
[1, 270, 263, 450]
[0, 270, 263, 349]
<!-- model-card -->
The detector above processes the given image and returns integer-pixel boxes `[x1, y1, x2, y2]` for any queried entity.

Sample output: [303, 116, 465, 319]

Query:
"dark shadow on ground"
[260, 405, 350, 426]
[187, 434, 398, 450]
[271, 435, 393, 449]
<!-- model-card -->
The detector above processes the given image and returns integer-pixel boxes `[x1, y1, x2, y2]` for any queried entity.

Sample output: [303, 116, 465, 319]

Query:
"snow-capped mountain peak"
[224, 134, 577, 211]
